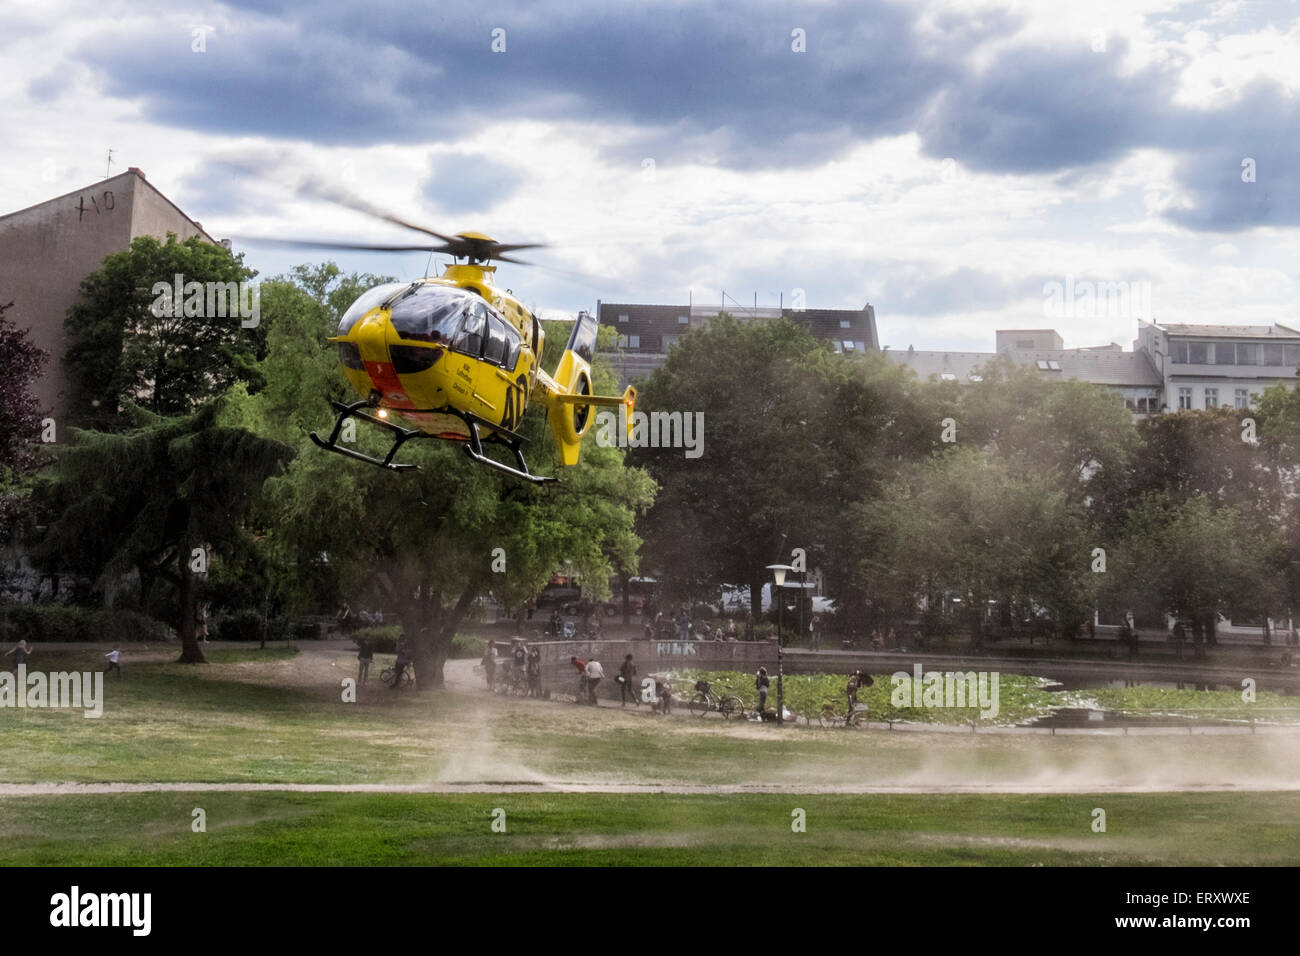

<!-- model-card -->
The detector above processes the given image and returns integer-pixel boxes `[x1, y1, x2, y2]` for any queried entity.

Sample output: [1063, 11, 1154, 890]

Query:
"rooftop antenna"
[105, 149, 116, 179]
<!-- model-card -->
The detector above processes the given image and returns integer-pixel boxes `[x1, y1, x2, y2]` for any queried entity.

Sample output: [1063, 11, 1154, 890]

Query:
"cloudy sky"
[2, 0, 1298, 351]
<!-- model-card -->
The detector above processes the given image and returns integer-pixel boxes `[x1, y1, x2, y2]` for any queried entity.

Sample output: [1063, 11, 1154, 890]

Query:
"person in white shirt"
[104, 644, 122, 678]
[584, 659, 605, 704]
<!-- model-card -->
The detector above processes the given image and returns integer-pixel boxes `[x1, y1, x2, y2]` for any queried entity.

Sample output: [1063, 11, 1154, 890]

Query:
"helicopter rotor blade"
[231, 236, 445, 253]
[297, 178, 462, 246]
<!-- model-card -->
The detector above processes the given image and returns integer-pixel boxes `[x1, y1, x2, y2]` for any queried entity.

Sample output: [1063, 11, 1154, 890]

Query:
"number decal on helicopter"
[500, 375, 527, 430]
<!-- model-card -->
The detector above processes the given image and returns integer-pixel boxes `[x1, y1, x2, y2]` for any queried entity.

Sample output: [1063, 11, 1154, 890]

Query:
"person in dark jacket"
[618, 653, 640, 707]
[755, 667, 770, 715]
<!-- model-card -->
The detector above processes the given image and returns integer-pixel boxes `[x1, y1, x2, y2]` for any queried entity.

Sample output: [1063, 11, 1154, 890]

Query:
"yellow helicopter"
[247, 197, 635, 484]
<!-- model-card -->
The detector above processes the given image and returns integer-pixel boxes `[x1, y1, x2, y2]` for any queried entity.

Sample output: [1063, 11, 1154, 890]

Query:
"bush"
[352, 625, 401, 653]
[452, 633, 486, 659]
[0, 603, 168, 643]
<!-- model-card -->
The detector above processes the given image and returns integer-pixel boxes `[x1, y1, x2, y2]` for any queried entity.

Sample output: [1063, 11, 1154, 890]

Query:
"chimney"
[127, 166, 146, 180]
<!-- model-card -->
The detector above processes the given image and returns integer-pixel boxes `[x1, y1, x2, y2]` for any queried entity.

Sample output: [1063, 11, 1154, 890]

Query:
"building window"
[1264, 343, 1284, 366]
[839, 320, 852, 329]
[677, 315, 689, 324]
[939, 372, 957, 381]
[855, 341, 866, 351]
[1188, 342, 1210, 364]
[843, 340, 856, 351]
[1286, 345, 1300, 367]
[1234, 388, 1249, 409]
[968, 373, 983, 382]
[617, 334, 639, 349]
[1236, 343, 1259, 365]
[1035, 359, 1061, 371]
[618, 314, 629, 323]
[1204, 387, 1218, 409]
[662, 334, 679, 350]
[1178, 387, 1192, 410]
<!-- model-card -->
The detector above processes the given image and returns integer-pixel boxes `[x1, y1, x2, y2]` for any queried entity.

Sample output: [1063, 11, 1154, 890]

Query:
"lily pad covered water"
[675, 670, 1300, 726]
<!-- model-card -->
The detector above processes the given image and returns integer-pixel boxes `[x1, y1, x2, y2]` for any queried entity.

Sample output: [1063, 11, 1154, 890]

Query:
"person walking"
[103, 644, 123, 678]
[618, 653, 640, 707]
[676, 609, 691, 642]
[584, 658, 605, 704]
[5, 639, 32, 672]
[755, 666, 770, 716]
[655, 677, 672, 715]
[356, 639, 373, 683]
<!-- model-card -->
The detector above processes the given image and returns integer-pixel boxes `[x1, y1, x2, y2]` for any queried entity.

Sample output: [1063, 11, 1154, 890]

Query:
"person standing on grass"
[655, 677, 672, 715]
[356, 639, 373, 683]
[618, 654, 640, 707]
[5, 640, 31, 672]
[570, 656, 588, 702]
[526, 646, 543, 697]
[103, 644, 123, 678]
[390, 638, 412, 690]
[481, 641, 497, 691]
[584, 658, 605, 704]
[755, 666, 770, 715]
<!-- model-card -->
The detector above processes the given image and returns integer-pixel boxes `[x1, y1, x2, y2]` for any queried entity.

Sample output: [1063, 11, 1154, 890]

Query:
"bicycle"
[380, 664, 415, 688]
[688, 679, 746, 720]
[818, 702, 867, 728]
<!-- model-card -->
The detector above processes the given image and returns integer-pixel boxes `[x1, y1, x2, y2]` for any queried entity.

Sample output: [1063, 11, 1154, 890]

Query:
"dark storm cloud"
[64, 0, 1300, 232]
[422, 152, 525, 214]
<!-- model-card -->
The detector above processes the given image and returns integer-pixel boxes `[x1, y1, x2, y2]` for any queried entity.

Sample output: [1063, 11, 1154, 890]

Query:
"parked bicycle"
[688, 679, 746, 719]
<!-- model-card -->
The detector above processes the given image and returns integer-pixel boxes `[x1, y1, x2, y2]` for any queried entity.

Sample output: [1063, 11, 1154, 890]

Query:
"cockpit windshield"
[389, 285, 479, 344]
[337, 282, 409, 335]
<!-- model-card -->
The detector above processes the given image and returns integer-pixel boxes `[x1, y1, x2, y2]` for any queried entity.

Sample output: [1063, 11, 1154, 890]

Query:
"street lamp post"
[767, 564, 794, 726]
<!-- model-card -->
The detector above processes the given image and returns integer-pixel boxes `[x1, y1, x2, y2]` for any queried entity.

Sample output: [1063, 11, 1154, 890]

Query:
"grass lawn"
[2, 791, 1298, 866]
[3, 644, 1299, 865]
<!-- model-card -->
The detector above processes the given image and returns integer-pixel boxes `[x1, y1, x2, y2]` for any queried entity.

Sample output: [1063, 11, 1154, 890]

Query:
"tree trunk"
[175, 542, 206, 663]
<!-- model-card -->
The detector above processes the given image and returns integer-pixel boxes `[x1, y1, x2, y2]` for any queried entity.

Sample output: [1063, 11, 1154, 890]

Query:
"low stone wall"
[522, 638, 779, 701]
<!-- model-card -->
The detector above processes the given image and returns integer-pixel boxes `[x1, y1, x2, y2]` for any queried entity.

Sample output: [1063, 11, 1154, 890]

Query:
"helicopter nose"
[354, 314, 415, 409]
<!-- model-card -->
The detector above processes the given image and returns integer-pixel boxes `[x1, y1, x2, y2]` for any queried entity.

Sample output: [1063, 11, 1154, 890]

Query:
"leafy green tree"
[29, 402, 292, 662]
[237, 265, 655, 688]
[635, 315, 935, 619]
[63, 234, 263, 428]
[0, 302, 49, 540]
[857, 446, 1095, 644]
[1102, 492, 1285, 651]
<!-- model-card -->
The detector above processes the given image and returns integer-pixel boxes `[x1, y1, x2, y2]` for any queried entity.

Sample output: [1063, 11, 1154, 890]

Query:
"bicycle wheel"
[380, 668, 396, 687]
[846, 709, 862, 727]
[689, 692, 711, 717]
[819, 707, 838, 728]
[720, 696, 745, 720]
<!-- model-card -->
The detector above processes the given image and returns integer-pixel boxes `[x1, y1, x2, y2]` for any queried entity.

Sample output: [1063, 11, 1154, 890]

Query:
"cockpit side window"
[454, 302, 488, 357]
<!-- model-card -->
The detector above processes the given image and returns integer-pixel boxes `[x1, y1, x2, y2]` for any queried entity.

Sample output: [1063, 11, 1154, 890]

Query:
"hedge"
[0, 604, 169, 644]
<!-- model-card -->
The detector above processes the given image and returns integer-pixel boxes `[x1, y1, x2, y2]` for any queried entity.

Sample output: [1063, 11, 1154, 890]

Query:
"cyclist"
[846, 669, 873, 722]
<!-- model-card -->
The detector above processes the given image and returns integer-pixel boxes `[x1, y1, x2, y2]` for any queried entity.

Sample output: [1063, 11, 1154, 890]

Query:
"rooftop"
[1157, 323, 1300, 339]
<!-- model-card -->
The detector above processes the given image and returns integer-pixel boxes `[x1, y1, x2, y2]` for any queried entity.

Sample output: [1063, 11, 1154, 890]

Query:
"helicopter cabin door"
[475, 305, 528, 433]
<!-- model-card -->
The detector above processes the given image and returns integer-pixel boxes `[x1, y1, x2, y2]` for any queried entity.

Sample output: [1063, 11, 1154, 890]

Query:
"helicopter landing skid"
[310, 400, 556, 484]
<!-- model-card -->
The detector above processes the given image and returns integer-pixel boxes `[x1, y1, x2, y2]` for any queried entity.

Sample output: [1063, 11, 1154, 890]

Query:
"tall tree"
[0, 302, 49, 540]
[237, 264, 655, 688]
[63, 234, 263, 428]
[29, 402, 292, 661]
